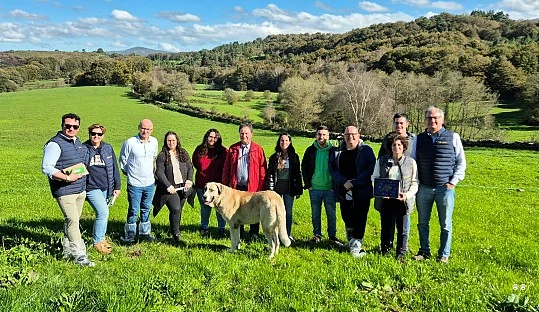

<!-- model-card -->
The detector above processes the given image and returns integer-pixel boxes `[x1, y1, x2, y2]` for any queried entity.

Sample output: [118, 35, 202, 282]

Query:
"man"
[411, 106, 466, 263]
[42, 113, 95, 267]
[378, 113, 416, 158]
[329, 126, 376, 257]
[301, 125, 341, 245]
[120, 119, 158, 243]
[222, 123, 267, 240]
[377, 113, 416, 253]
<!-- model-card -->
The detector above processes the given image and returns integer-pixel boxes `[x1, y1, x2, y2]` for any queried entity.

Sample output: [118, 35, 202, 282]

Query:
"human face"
[89, 128, 104, 147]
[344, 126, 360, 149]
[425, 110, 444, 133]
[393, 117, 409, 136]
[138, 119, 153, 141]
[62, 118, 80, 139]
[391, 139, 404, 158]
[239, 126, 252, 145]
[166, 134, 178, 151]
[279, 135, 290, 152]
[207, 132, 218, 147]
[315, 129, 329, 147]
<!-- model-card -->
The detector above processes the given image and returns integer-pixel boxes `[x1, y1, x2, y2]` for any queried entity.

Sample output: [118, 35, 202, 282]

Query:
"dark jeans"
[163, 194, 186, 237]
[236, 185, 259, 235]
[380, 198, 409, 256]
[339, 197, 371, 240]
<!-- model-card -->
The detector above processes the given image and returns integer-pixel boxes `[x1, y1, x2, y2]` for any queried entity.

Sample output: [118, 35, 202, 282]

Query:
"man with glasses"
[411, 106, 466, 263]
[329, 126, 376, 257]
[42, 113, 95, 267]
[222, 123, 267, 241]
[302, 125, 341, 245]
[120, 119, 158, 243]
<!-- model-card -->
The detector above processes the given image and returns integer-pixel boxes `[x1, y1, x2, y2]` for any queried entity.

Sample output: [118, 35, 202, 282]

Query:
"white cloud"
[78, 17, 108, 25]
[157, 11, 201, 23]
[359, 2, 389, 13]
[493, 0, 539, 19]
[111, 9, 139, 22]
[159, 42, 181, 52]
[8, 9, 47, 20]
[0, 23, 25, 42]
[233, 6, 245, 13]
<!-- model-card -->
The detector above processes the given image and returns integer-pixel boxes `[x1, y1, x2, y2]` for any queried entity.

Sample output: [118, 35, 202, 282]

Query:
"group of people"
[42, 106, 465, 267]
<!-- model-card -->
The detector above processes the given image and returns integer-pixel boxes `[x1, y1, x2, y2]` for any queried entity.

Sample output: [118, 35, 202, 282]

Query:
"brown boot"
[94, 240, 112, 255]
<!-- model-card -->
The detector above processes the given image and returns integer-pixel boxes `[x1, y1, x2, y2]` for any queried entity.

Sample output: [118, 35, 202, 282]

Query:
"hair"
[238, 123, 253, 133]
[385, 133, 409, 154]
[316, 125, 329, 132]
[393, 113, 409, 121]
[61, 113, 80, 125]
[274, 132, 296, 170]
[162, 131, 189, 163]
[197, 128, 224, 158]
[87, 124, 106, 136]
[425, 106, 444, 119]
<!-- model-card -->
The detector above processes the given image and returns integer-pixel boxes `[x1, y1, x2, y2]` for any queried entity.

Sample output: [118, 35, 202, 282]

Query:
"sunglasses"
[64, 124, 80, 130]
[90, 132, 104, 137]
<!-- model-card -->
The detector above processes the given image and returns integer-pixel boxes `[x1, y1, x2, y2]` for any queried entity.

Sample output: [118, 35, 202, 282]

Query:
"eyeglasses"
[64, 124, 80, 130]
[425, 116, 441, 120]
[90, 132, 104, 137]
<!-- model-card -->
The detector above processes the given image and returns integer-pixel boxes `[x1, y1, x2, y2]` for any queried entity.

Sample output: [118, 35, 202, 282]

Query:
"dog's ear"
[217, 183, 222, 196]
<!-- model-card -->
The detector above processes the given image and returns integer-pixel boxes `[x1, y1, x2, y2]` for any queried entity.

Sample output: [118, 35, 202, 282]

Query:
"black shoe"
[139, 234, 156, 242]
[329, 236, 345, 247]
[218, 228, 226, 238]
[199, 228, 210, 237]
[413, 252, 431, 261]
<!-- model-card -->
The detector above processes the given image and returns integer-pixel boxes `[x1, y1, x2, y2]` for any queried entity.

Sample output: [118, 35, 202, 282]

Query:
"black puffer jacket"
[267, 152, 303, 197]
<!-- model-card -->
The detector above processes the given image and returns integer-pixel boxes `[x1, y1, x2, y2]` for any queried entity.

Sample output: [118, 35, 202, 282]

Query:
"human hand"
[398, 193, 407, 201]
[445, 183, 455, 189]
[167, 185, 176, 194]
[344, 181, 353, 190]
[113, 190, 121, 197]
[184, 180, 193, 190]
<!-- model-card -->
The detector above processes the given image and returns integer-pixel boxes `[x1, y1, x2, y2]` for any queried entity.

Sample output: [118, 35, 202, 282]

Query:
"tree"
[261, 102, 277, 124]
[279, 75, 327, 130]
[263, 90, 272, 100]
[223, 88, 238, 105]
[244, 90, 255, 101]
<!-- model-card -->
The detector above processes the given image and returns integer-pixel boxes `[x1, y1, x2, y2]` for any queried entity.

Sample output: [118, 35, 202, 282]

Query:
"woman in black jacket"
[153, 131, 194, 243]
[267, 133, 303, 241]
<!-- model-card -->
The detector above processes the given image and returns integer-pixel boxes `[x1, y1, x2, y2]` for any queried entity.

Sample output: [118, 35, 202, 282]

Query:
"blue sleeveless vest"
[47, 132, 87, 197]
[415, 128, 455, 187]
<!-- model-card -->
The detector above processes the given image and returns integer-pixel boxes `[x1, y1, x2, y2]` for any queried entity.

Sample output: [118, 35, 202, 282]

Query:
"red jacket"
[222, 141, 267, 192]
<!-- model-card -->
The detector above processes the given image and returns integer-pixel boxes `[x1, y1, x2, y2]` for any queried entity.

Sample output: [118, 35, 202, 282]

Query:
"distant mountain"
[107, 47, 168, 56]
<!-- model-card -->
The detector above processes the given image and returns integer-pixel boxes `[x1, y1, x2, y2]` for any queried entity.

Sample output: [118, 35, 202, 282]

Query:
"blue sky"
[1, 0, 538, 52]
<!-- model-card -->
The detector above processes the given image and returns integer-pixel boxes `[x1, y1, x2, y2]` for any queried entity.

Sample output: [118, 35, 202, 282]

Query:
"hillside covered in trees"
[1, 10, 539, 128]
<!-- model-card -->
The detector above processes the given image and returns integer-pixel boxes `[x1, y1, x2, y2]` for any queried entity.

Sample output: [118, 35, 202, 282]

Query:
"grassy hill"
[0, 87, 537, 310]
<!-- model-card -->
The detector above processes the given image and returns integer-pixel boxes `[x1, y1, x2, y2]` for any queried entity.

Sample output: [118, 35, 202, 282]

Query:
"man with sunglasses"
[42, 113, 95, 267]
[119, 119, 158, 244]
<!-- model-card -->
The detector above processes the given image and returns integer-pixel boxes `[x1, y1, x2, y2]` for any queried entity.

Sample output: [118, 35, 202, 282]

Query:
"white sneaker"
[350, 239, 366, 258]
[74, 255, 95, 267]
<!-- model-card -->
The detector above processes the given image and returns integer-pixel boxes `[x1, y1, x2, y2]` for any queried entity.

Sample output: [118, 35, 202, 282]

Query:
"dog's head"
[202, 182, 223, 207]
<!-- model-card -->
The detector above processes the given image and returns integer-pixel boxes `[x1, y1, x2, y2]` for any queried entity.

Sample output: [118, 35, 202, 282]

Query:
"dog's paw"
[227, 248, 236, 253]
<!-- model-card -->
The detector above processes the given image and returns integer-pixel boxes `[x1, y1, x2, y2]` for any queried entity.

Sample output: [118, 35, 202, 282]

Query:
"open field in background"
[188, 85, 279, 124]
[0, 86, 538, 310]
[491, 102, 539, 142]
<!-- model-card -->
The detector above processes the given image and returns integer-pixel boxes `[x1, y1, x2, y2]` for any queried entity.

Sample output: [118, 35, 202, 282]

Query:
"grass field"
[0, 86, 538, 311]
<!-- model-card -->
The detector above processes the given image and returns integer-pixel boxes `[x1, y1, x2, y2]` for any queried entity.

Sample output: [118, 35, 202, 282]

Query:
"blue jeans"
[416, 184, 455, 258]
[309, 189, 337, 238]
[278, 193, 295, 237]
[197, 188, 226, 230]
[86, 189, 109, 245]
[126, 184, 155, 235]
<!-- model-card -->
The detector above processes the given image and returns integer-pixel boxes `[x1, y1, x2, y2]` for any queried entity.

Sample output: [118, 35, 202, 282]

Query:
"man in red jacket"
[222, 123, 267, 240]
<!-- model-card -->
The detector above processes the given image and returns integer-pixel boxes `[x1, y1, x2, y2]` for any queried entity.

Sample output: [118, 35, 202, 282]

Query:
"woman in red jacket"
[192, 129, 228, 237]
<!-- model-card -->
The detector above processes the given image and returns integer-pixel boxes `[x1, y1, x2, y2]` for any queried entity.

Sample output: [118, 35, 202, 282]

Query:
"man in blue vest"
[42, 113, 95, 267]
[411, 107, 466, 263]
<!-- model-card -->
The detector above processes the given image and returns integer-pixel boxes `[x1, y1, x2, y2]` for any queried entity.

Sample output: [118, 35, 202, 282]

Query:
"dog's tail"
[276, 198, 291, 247]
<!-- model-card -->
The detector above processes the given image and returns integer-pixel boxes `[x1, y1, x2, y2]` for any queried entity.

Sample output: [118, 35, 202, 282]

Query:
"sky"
[1, 0, 538, 53]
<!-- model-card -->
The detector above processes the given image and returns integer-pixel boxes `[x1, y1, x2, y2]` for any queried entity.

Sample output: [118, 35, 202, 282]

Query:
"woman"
[267, 132, 303, 241]
[192, 129, 227, 237]
[83, 124, 121, 255]
[153, 131, 194, 244]
[372, 133, 418, 260]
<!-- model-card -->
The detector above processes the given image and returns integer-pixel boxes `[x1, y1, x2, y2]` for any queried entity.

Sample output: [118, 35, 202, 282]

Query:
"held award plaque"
[373, 178, 400, 198]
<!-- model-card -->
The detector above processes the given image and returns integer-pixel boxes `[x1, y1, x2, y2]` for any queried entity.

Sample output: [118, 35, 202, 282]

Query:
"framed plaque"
[373, 178, 400, 198]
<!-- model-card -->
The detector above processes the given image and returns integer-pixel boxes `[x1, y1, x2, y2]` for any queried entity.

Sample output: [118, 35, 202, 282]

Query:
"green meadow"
[0, 86, 538, 311]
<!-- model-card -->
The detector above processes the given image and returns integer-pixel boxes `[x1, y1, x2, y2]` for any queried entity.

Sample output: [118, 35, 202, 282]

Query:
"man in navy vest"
[42, 113, 95, 267]
[411, 107, 466, 263]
